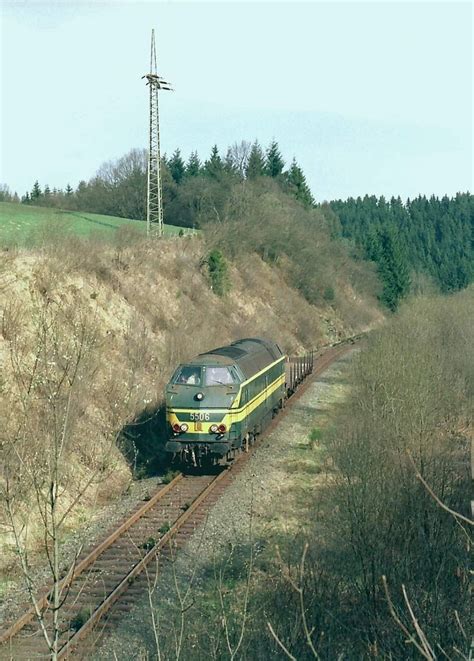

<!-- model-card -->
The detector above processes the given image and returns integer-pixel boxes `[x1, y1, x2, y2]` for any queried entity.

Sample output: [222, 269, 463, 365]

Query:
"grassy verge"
[0, 202, 190, 246]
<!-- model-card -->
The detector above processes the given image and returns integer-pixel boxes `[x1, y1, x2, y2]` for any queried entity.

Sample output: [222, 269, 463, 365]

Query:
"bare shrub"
[1, 301, 23, 341]
[26, 215, 72, 249]
[317, 291, 473, 656]
[0, 293, 122, 654]
[113, 224, 143, 269]
[204, 178, 380, 329]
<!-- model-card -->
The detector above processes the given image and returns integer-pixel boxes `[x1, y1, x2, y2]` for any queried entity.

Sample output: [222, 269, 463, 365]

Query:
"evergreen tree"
[44, 184, 51, 200]
[31, 180, 42, 200]
[204, 145, 223, 179]
[22, 192, 31, 204]
[265, 140, 285, 178]
[286, 159, 314, 206]
[224, 148, 237, 175]
[329, 192, 473, 295]
[168, 149, 186, 185]
[65, 184, 73, 196]
[186, 151, 201, 177]
[245, 141, 265, 179]
[207, 249, 230, 295]
[377, 227, 411, 311]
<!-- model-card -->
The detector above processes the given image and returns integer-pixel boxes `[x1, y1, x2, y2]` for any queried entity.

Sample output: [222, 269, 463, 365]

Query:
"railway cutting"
[0, 341, 355, 660]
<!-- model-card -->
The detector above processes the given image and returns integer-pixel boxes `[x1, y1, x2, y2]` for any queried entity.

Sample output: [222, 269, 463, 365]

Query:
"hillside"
[0, 201, 188, 246]
[0, 232, 382, 575]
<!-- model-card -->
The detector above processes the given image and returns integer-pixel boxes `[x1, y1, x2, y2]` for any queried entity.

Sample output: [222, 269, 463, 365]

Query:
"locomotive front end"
[165, 362, 242, 465]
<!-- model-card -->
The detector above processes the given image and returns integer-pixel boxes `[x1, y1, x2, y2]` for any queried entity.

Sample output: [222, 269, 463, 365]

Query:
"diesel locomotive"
[165, 338, 286, 465]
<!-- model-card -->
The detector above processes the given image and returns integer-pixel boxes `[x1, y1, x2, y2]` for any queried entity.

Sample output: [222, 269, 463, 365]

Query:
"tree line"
[16, 140, 314, 222]
[4, 141, 473, 311]
[330, 194, 473, 308]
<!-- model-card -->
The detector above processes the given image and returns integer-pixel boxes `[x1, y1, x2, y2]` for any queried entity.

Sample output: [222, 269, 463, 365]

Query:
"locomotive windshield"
[172, 365, 238, 386]
[204, 366, 236, 386]
[174, 366, 202, 385]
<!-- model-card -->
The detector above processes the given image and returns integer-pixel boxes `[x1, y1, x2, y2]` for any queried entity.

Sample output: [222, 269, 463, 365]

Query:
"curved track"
[0, 341, 354, 660]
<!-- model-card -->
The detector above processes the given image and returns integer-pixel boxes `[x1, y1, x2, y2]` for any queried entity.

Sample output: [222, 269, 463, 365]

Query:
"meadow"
[0, 202, 187, 246]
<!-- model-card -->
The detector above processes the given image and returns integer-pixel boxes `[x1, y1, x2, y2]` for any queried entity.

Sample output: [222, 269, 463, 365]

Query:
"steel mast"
[143, 29, 172, 237]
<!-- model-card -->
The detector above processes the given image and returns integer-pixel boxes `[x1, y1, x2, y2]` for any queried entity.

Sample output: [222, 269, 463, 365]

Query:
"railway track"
[0, 342, 354, 660]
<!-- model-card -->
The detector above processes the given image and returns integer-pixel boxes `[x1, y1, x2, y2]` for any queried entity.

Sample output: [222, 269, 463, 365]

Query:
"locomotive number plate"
[190, 412, 210, 421]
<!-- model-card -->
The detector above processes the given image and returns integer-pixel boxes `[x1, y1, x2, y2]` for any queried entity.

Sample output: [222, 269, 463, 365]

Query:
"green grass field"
[0, 202, 189, 246]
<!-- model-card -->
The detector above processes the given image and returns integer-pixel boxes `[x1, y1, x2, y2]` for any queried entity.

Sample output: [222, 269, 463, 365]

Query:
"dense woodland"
[1, 139, 472, 311]
[331, 193, 473, 307]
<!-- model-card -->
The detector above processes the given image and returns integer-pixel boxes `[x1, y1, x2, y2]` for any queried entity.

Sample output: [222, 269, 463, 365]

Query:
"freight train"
[165, 338, 287, 466]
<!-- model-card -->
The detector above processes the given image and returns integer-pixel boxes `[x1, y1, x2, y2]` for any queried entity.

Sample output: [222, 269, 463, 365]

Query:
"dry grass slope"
[0, 233, 382, 576]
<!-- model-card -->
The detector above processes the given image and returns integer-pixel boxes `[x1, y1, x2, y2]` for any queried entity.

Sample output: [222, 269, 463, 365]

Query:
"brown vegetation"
[0, 230, 381, 581]
[118, 289, 472, 659]
[206, 178, 380, 330]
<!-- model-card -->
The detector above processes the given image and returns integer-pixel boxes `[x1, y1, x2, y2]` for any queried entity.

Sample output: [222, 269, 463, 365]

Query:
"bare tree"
[0, 293, 121, 659]
[226, 141, 252, 177]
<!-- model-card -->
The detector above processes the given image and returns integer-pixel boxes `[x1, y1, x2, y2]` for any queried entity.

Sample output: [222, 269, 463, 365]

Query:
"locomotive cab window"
[174, 366, 202, 385]
[204, 366, 236, 386]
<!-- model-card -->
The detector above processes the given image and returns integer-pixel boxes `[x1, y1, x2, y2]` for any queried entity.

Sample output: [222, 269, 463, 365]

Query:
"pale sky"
[1, 1, 472, 201]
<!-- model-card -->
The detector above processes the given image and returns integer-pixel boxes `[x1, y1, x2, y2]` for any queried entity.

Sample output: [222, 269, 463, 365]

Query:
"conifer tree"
[331, 192, 473, 295]
[224, 148, 238, 175]
[168, 149, 186, 185]
[265, 140, 285, 178]
[186, 151, 201, 177]
[245, 141, 265, 179]
[31, 180, 42, 200]
[377, 226, 411, 311]
[286, 158, 314, 206]
[22, 192, 31, 204]
[65, 184, 73, 196]
[204, 145, 223, 179]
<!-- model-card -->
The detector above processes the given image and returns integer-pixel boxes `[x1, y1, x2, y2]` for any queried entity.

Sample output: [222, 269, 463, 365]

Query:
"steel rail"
[0, 473, 184, 645]
[57, 468, 231, 658]
[0, 340, 357, 658]
[58, 346, 352, 657]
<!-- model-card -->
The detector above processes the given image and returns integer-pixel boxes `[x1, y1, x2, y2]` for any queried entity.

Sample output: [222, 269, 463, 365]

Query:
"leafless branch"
[382, 575, 434, 660]
[266, 622, 297, 661]
[407, 451, 473, 527]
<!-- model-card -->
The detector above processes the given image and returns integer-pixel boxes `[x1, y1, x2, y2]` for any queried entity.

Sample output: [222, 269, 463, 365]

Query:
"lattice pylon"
[143, 29, 172, 237]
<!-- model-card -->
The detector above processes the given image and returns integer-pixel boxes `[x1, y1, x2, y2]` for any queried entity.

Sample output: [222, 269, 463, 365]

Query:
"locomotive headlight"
[180, 423, 189, 432]
[210, 424, 218, 433]
[218, 424, 227, 433]
[195, 392, 204, 401]
[172, 423, 181, 433]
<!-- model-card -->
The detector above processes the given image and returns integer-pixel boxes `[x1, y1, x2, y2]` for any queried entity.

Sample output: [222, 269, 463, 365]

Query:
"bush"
[206, 249, 230, 296]
[70, 606, 93, 632]
[202, 178, 379, 315]
[322, 286, 335, 302]
[317, 291, 473, 656]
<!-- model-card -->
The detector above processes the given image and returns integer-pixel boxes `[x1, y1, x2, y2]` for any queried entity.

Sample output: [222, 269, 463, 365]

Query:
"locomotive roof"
[187, 338, 284, 379]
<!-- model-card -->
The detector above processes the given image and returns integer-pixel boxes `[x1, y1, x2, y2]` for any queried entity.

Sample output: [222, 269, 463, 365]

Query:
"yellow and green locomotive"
[165, 338, 286, 465]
